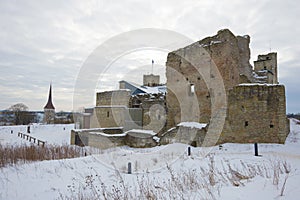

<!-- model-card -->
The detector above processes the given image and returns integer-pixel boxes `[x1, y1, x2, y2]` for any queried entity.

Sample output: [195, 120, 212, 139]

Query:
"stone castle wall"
[219, 84, 289, 144]
[143, 74, 160, 86]
[166, 29, 252, 129]
[71, 130, 125, 149]
[93, 106, 127, 128]
[254, 52, 278, 84]
[92, 90, 166, 132]
[96, 90, 131, 106]
[136, 94, 166, 133]
[165, 29, 289, 145]
[160, 126, 207, 146]
[92, 90, 131, 129]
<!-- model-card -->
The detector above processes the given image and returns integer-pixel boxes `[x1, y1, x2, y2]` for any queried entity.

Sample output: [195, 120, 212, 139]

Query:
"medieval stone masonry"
[165, 29, 289, 145]
[72, 29, 290, 148]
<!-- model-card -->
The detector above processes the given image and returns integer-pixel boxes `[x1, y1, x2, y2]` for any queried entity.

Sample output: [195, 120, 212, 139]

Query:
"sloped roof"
[119, 80, 166, 95]
[44, 84, 55, 110]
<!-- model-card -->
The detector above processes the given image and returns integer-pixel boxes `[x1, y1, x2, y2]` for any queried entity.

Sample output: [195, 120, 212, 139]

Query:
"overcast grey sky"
[0, 0, 299, 113]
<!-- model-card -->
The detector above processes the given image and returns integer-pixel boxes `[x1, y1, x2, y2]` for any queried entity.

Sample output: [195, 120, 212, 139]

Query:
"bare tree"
[8, 103, 33, 125]
[9, 103, 28, 111]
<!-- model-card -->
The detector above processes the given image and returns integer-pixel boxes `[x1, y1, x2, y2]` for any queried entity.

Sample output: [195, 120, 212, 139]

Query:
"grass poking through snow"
[0, 144, 85, 168]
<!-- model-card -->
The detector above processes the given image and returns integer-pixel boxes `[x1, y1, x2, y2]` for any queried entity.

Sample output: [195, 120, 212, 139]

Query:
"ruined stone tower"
[254, 52, 278, 84]
[165, 29, 289, 145]
[43, 84, 55, 124]
[143, 74, 160, 86]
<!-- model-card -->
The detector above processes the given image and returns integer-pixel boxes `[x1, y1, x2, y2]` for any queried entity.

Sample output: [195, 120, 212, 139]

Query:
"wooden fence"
[17, 132, 45, 147]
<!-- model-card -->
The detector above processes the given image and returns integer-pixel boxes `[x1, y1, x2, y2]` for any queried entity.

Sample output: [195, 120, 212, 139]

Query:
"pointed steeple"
[44, 84, 55, 110]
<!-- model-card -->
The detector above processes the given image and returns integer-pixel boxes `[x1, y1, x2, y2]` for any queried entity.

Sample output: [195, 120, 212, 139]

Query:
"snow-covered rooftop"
[120, 80, 166, 95]
[139, 85, 166, 94]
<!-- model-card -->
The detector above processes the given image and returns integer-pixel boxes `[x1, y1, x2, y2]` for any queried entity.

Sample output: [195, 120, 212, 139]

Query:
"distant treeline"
[287, 113, 300, 120]
[0, 110, 74, 125]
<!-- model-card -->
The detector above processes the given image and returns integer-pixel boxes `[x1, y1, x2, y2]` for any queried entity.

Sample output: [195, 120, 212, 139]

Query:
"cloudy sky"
[0, 0, 299, 113]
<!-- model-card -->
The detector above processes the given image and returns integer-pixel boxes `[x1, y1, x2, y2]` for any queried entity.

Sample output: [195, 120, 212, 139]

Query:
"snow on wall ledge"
[177, 122, 207, 129]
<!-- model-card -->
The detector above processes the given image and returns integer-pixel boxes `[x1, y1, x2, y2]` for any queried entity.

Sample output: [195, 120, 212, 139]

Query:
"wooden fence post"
[128, 162, 132, 174]
[254, 143, 259, 156]
[188, 147, 191, 156]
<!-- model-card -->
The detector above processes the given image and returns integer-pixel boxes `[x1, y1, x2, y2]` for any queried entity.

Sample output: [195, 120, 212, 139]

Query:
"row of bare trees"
[1, 103, 74, 125]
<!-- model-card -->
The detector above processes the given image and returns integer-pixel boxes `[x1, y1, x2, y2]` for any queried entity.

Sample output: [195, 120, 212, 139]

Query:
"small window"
[191, 141, 197, 147]
[190, 84, 195, 95]
[206, 92, 210, 99]
[270, 124, 274, 128]
[245, 121, 248, 127]
[107, 111, 110, 118]
[264, 66, 267, 70]
[241, 105, 245, 112]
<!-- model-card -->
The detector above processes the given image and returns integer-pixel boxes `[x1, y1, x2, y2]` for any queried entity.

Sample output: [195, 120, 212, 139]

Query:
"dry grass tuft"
[0, 144, 85, 168]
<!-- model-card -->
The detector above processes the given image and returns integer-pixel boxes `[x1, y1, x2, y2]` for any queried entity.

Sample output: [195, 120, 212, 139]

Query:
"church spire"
[44, 84, 55, 110]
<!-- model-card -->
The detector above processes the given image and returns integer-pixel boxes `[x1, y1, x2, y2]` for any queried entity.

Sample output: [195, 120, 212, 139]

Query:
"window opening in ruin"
[241, 105, 245, 112]
[107, 111, 109, 118]
[198, 77, 201, 80]
[190, 84, 195, 95]
[191, 141, 197, 147]
[206, 92, 210, 99]
[244, 121, 248, 127]
[264, 66, 267, 70]
[75, 134, 84, 146]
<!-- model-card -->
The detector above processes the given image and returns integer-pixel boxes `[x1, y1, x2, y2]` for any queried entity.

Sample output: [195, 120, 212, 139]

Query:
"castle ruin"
[164, 29, 289, 146]
[72, 29, 290, 148]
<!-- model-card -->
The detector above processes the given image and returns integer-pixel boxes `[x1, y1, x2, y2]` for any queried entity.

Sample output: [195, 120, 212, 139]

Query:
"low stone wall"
[125, 131, 157, 148]
[71, 128, 159, 149]
[88, 133, 125, 149]
[71, 128, 125, 149]
[160, 126, 207, 147]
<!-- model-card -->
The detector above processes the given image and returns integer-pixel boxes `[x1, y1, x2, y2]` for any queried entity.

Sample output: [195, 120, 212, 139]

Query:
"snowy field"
[0, 119, 300, 199]
[0, 124, 74, 146]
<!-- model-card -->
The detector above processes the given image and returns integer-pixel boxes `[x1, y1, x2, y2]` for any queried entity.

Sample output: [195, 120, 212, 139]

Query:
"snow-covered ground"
[0, 120, 300, 199]
[0, 124, 74, 146]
